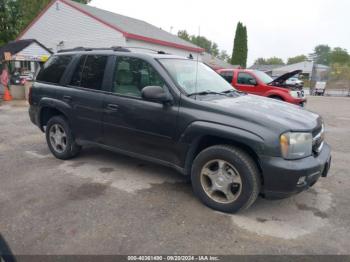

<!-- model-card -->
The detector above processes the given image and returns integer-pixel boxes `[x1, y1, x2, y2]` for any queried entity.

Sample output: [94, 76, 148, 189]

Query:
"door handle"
[106, 104, 119, 111]
[63, 95, 72, 102]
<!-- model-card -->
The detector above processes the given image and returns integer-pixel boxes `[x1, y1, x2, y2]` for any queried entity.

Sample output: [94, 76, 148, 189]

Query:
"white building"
[17, 0, 234, 69]
[17, 0, 203, 57]
[0, 39, 52, 74]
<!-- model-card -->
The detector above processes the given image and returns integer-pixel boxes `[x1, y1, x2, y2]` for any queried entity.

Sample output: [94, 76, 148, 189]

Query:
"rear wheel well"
[40, 107, 66, 130]
[185, 135, 264, 184]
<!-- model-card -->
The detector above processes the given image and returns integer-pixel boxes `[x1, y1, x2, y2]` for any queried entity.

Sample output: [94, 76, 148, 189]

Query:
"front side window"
[69, 55, 108, 90]
[237, 72, 256, 85]
[36, 55, 73, 84]
[159, 59, 235, 95]
[113, 57, 165, 98]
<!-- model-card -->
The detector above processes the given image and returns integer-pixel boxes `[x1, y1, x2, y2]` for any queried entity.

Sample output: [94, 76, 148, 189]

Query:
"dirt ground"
[0, 96, 349, 255]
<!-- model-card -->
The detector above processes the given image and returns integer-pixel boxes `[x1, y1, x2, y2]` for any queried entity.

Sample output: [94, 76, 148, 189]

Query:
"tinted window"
[220, 71, 233, 84]
[113, 57, 165, 98]
[82, 55, 108, 90]
[70, 55, 86, 87]
[69, 55, 107, 90]
[237, 72, 256, 85]
[36, 55, 73, 84]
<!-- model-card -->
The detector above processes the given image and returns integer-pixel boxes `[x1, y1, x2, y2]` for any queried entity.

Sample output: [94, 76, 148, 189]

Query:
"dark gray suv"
[29, 47, 332, 213]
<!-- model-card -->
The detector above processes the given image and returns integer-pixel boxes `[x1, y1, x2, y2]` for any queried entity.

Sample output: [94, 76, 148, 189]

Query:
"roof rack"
[57, 46, 131, 53]
[123, 46, 169, 54]
[57, 46, 170, 55]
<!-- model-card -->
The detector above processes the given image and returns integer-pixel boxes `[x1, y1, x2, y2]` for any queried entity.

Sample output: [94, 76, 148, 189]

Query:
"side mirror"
[141, 86, 172, 103]
[248, 79, 257, 85]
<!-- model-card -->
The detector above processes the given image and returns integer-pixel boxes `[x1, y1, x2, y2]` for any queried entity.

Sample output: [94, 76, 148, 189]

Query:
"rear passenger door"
[219, 71, 234, 86]
[102, 56, 180, 165]
[62, 54, 109, 142]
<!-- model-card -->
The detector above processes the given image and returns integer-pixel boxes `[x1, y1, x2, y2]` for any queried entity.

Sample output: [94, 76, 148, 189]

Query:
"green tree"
[177, 30, 220, 57]
[0, 0, 21, 46]
[242, 25, 248, 68]
[330, 47, 349, 65]
[231, 22, 248, 68]
[265, 57, 284, 65]
[287, 55, 307, 64]
[254, 57, 267, 65]
[254, 57, 284, 65]
[330, 63, 350, 81]
[0, 0, 92, 46]
[177, 30, 191, 42]
[218, 50, 230, 63]
[310, 45, 331, 65]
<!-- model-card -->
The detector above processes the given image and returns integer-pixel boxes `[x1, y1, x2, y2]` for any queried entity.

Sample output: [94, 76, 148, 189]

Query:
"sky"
[89, 0, 350, 66]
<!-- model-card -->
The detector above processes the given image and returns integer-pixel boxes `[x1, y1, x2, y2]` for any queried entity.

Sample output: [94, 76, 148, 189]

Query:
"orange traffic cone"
[3, 86, 12, 101]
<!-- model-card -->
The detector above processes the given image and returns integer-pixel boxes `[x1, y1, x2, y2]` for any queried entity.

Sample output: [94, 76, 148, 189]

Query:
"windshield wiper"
[221, 89, 246, 95]
[188, 90, 228, 97]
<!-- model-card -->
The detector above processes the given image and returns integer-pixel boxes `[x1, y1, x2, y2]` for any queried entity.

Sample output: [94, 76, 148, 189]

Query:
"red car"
[217, 69, 306, 106]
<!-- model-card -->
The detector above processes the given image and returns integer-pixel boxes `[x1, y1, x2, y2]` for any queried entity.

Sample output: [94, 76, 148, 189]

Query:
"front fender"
[180, 121, 265, 154]
[179, 121, 265, 175]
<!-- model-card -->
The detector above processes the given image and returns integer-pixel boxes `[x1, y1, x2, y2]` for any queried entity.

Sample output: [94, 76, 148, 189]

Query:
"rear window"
[36, 55, 73, 84]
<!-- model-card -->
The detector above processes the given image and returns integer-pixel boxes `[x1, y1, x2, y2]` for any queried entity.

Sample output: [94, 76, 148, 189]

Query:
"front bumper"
[260, 143, 331, 199]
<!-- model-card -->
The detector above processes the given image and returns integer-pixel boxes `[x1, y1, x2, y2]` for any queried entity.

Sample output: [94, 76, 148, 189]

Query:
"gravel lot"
[0, 96, 349, 255]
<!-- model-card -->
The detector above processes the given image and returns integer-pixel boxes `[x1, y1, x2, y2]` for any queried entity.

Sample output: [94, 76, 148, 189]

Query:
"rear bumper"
[260, 143, 331, 199]
[29, 105, 40, 127]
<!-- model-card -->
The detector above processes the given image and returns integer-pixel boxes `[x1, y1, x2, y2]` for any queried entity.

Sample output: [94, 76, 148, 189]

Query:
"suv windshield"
[159, 59, 236, 95]
[253, 70, 274, 84]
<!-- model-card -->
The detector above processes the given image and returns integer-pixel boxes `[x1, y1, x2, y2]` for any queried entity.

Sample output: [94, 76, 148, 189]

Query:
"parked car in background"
[29, 48, 331, 213]
[20, 71, 34, 82]
[286, 77, 304, 87]
[217, 69, 306, 106]
[10, 72, 26, 85]
[313, 82, 327, 96]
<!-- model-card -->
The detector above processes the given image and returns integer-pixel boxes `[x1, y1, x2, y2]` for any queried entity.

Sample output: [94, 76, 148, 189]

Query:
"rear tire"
[191, 145, 260, 213]
[46, 116, 81, 160]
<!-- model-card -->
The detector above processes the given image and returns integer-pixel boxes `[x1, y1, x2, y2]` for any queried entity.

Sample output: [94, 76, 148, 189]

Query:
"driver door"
[235, 72, 261, 95]
[102, 56, 180, 165]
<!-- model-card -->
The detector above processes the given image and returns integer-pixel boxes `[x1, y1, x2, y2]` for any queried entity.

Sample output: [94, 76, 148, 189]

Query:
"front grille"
[312, 124, 325, 154]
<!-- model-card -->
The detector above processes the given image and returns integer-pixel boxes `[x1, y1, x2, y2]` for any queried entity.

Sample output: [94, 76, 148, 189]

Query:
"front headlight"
[280, 132, 313, 159]
[289, 90, 300, 98]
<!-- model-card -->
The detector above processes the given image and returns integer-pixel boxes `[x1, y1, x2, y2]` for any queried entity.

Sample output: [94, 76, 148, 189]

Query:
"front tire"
[46, 116, 81, 160]
[191, 145, 261, 213]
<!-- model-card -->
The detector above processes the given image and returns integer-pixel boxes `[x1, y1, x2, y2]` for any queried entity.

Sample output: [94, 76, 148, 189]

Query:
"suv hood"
[204, 94, 320, 131]
[269, 70, 302, 85]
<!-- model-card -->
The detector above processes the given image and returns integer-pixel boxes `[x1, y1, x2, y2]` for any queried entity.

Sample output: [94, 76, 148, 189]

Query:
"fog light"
[297, 176, 306, 185]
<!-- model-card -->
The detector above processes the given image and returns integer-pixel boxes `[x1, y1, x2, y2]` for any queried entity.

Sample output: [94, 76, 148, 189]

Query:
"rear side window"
[36, 55, 73, 84]
[220, 71, 233, 84]
[237, 72, 256, 85]
[70, 56, 86, 87]
[69, 55, 108, 90]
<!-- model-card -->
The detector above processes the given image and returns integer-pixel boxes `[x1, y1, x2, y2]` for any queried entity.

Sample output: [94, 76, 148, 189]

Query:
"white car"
[286, 77, 304, 87]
